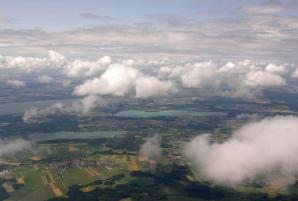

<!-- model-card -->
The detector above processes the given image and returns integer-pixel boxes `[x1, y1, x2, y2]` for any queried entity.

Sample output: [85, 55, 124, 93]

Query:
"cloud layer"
[0, 50, 295, 120]
[1, 50, 296, 99]
[184, 116, 298, 189]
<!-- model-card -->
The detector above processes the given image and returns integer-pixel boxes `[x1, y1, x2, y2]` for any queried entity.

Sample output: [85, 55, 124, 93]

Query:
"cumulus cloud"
[292, 68, 298, 78]
[244, 71, 286, 87]
[184, 116, 298, 189]
[74, 63, 141, 96]
[0, 50, 66, 72]
[135, 76, 176, 98]
[74, 62, 176, 98]
[6, 79, 26, 87]
[64, 56, 111, 77]
[0, 50, 111, 78]
[0, 138, 31, 157]
[265, 63, 286, 74]
[158, 60, 289, 97]
[37, 75, 54, 84]
[139, 134, 162, 160]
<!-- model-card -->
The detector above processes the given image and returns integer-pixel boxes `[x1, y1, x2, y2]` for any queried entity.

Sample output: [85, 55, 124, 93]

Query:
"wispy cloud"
[80, 12, 115, 21]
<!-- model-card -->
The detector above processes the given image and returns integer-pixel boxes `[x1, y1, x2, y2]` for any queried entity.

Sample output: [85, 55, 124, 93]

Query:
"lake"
[30, 130, 126, 142]
[115, 110, 226, 118]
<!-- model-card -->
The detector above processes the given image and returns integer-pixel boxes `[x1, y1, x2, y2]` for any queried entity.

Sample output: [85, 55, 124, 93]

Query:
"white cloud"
[241, 2, 284, 15]
[74, 61, 178, 98]
[37, 75, 54, 84]
[64, 56, 111, 78]
[74, 63, 141, 96]
[23, 96, 107, 122]
[180, 62, 217, 89]
[6, 79, 26, 87]
[0, 138, 31, 157]
[0, 50, 294, 99]
[244, 71, 286, 87]
[292, 68, 298, 78]
[0, 50, 66, 72]
[23, 102, 65, 123]
[158, 60, 288, 97]
[139, 134, 162, 160]
[184, 116, 298, 189]
[72, 95, 107, 114]
[135, 76, 176, 98]
[265, 63, 286, 74]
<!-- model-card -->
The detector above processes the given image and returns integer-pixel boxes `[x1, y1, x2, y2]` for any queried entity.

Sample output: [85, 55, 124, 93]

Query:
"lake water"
[31, 130, 126, 142]
[115, 110, 226, 118]
[0, 99, 77, 115]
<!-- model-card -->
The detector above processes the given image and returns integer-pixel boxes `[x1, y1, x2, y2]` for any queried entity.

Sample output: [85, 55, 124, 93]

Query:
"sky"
[0, 0, 297, 60]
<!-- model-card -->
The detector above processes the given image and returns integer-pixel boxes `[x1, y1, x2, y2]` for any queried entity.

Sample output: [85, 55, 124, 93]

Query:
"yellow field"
[81, 186, 93, 192]
[89, 167, 100, 176]
[16, 177, 25, 184]
[186, 175, 194, 182]
[114, 155, 127, 163]
[85, 168, 96, 176]
[127, 162, 139, 172]
[50, 182, 63, 197]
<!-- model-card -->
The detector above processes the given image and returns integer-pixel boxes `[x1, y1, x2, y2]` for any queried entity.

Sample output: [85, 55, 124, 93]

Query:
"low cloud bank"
[139, 134, 162, 160]
[184, 116, 298, 189]
[23, 95, 106, 122]
[0, 138, 31, 157]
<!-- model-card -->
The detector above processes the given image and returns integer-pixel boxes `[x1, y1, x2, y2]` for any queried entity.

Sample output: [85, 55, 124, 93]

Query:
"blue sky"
[0, 0, 258, 31]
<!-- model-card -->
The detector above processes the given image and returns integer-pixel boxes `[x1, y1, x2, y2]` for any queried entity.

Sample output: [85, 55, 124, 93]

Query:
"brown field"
[138, 155, 148, 162]
[33, 164, 39, 171]
[31, 156, 41, 161]
[68, 146, 79, 152]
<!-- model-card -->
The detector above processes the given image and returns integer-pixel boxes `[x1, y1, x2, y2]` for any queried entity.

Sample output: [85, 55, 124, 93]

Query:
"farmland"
[1, 93, 298, 200]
